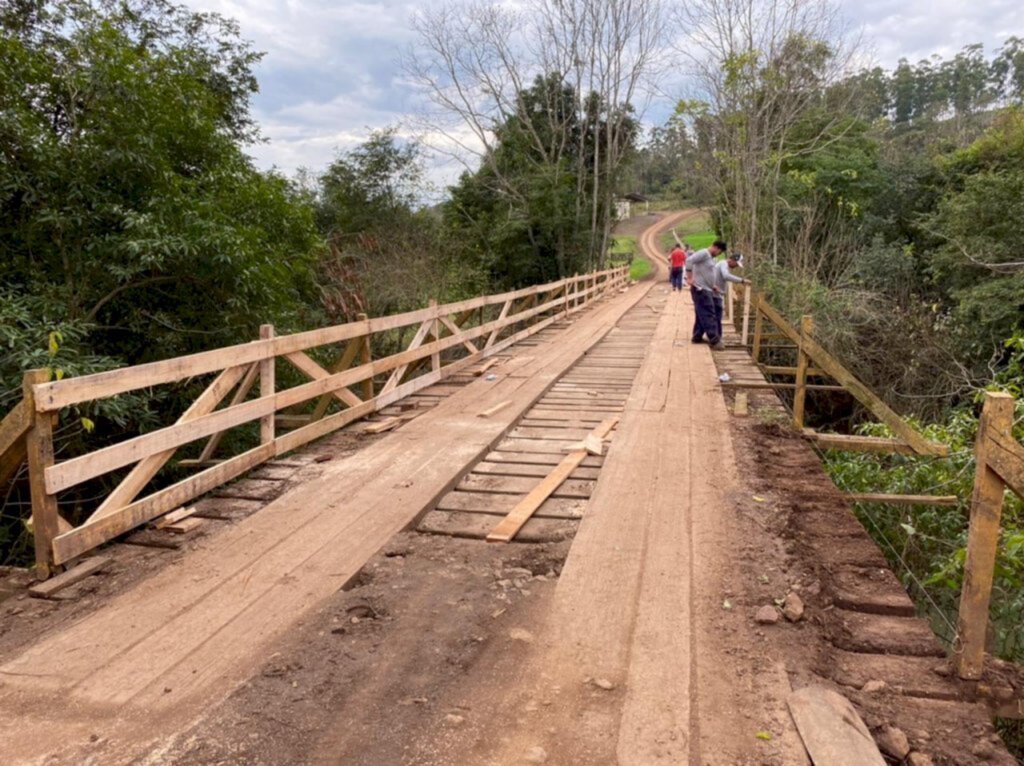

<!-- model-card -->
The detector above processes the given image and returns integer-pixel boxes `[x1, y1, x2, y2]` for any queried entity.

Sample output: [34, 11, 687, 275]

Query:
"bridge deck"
[0, 212, 1014, 765]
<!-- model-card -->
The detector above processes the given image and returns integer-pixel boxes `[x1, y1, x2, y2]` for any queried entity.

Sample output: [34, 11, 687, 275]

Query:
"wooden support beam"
[844, 493, 959, 507]
[756, 298, 946, 457]
[197, 363, 259, 461]
[259, 325, 275, 445]
[154, 506, 197, 529]
[740, 283, 752, 346]
[23, 369, 58, 577]
[284, 350, 363, 407]
[802, 429, 949, 457]
[358, 313, 373, 401]
[89, 364, 251, 523]
[0, 399, 30, 487]
[751, 295, 764, 363]
[958, 392, 1014, 680]
[793, 314, 813, 429]
[487, 417, 618, 543]
[309, 335, 365, 422]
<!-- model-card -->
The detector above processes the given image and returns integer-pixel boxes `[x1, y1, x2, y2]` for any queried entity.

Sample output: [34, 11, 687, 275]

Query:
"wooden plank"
[89, 364, 250, 523]
[844, 493, 959, 507]
[740, 282, 751, 346]
[363, 417, 401, 434]
[23, 370, 58, 576]
[487, 418, 618, 543]
[0, 434, 27, 488]
[478, 400, 511, 418]
[28, 556, 110, 599]
[473, 359, 499, 376]
[165, 518, 203, 535]
[787, 686, 886, 766]
[733, 392, 748, 417]
[802, 430, 949, 457]
[439, 314, 479, 354]
[957, 392, 1013, 680]
[30, 270, 616, 411]
[51, 443, 274, 565]
[756, 298, 944, 456]
[154, 506, 197, 529]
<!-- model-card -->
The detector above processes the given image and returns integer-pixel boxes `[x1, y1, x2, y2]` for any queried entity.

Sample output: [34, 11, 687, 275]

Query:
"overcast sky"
[182, 0, 1023, 183]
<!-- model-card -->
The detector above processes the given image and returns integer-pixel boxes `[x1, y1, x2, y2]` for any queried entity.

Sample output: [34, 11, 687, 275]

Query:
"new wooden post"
[957, 392, 1013, 679]
[429, 300, 440, 372]
[752, 294, 765, 362]
[792, 315, 814, 429]
[357, 312, 373, 400]
[23, 369, 58, 577]
[740, 283, 752, 346]
[725, 282, 734, 325]
[259, 325, 275, 444]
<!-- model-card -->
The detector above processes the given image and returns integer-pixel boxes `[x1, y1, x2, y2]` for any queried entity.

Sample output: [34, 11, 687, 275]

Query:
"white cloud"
[181, 0, 1024, 182]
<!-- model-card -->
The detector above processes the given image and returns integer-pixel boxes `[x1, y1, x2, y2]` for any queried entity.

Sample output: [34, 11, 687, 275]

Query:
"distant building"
[614, 192, 649, 220]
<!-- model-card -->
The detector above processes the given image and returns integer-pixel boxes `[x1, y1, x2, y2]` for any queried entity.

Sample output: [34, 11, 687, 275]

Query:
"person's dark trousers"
[690, 286, 721, 344]
[670, 266, 683, 291]
[713, 294, 724, 338]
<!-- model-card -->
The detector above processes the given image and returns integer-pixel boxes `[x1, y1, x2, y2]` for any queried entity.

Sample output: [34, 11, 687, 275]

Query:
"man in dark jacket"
[685, 239, 728, 349]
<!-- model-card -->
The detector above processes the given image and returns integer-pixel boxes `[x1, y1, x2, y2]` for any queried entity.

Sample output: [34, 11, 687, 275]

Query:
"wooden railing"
[957, 391, 1024, 682]
[725, 285, 949, 458]
[0, 266, 629, 575]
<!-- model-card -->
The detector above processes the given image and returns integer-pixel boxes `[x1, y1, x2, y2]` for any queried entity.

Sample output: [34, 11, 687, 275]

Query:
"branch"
[84, 276, 188, 323]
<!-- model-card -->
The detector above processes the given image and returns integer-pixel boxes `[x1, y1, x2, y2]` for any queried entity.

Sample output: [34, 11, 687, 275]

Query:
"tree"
[674, 0, 859, 264]
[406, 0, 662, 279]
[0, 0, 321, 405]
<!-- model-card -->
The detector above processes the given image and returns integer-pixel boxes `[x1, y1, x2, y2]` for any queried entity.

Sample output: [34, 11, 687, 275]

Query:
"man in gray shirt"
[713, 253, 750, 338]
[685, 240, 728, 348]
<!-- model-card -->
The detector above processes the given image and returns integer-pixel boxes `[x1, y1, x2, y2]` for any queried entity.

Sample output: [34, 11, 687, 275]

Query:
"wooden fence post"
[792, 315, 814, 429]
[726, 282, 734, 325]
[752, 294, 764, 362]
[740, 283, 752, 346]
[23, 369, 58, 577]
[357, 312, 373, 400]
[429, 299, 440, 372]
[259, 325, 275, 445]
[957, 392, 1014, 679]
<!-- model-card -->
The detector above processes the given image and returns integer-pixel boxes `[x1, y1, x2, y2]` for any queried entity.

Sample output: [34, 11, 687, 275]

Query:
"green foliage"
[628, 258, 652, 281]
[0, 0, 324, 563]
[444, 73, 638, 289]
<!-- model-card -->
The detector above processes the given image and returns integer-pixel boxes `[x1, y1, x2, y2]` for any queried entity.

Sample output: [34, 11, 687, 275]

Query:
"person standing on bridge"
[669, 243, 686, 292]
[713, 252, 750, 339]
[685, 240, 728, 350]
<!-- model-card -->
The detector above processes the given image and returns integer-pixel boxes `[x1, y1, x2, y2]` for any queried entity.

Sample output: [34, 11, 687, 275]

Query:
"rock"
[971, 740, 996, 759]
[907, 753, 935, 766]
[509, 628, 534, 643]
[876, 725, 911, 760]
[445, 714, 465, 726]
[861, 680, 886, 693]
[524, 746, 548, 763]
[755, 605, 780, 624]
[782, 593, 805, 622]
[593, 678, 615, 690]
[804, 580, 822, 597]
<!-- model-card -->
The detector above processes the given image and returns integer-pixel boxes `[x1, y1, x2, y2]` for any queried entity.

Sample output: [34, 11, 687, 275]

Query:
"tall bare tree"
[406, 0, 665, 273]
[673, 0, 859, 269]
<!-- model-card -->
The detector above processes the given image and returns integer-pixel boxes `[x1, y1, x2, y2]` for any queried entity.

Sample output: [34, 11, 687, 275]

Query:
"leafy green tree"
[0, 0, 322, 403]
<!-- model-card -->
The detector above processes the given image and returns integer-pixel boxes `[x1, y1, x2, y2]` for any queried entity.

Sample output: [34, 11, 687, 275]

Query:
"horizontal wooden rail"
[6, 266, 628, 570]
[843, 492, 959, 507]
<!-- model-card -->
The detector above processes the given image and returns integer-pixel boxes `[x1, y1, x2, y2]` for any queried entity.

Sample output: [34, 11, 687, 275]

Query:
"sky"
[181, 0, 1023, 184]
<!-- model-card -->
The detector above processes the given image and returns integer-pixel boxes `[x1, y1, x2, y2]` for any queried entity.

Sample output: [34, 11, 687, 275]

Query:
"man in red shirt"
[669, 243, 686, 292]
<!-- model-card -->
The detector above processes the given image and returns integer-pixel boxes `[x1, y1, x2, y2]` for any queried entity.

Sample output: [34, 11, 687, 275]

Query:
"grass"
[658, 210, 718, 253]
[629, 258, 652, 280]
[610, 235, 637, 258]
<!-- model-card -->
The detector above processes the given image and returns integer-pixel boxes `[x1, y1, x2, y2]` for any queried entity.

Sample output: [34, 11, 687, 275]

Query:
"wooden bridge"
[0, 213, 1021, 764]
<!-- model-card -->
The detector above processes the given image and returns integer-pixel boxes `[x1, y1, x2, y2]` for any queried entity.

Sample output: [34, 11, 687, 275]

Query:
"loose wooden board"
[787, 686, 886, 766]
[29, 557, 110, 599]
